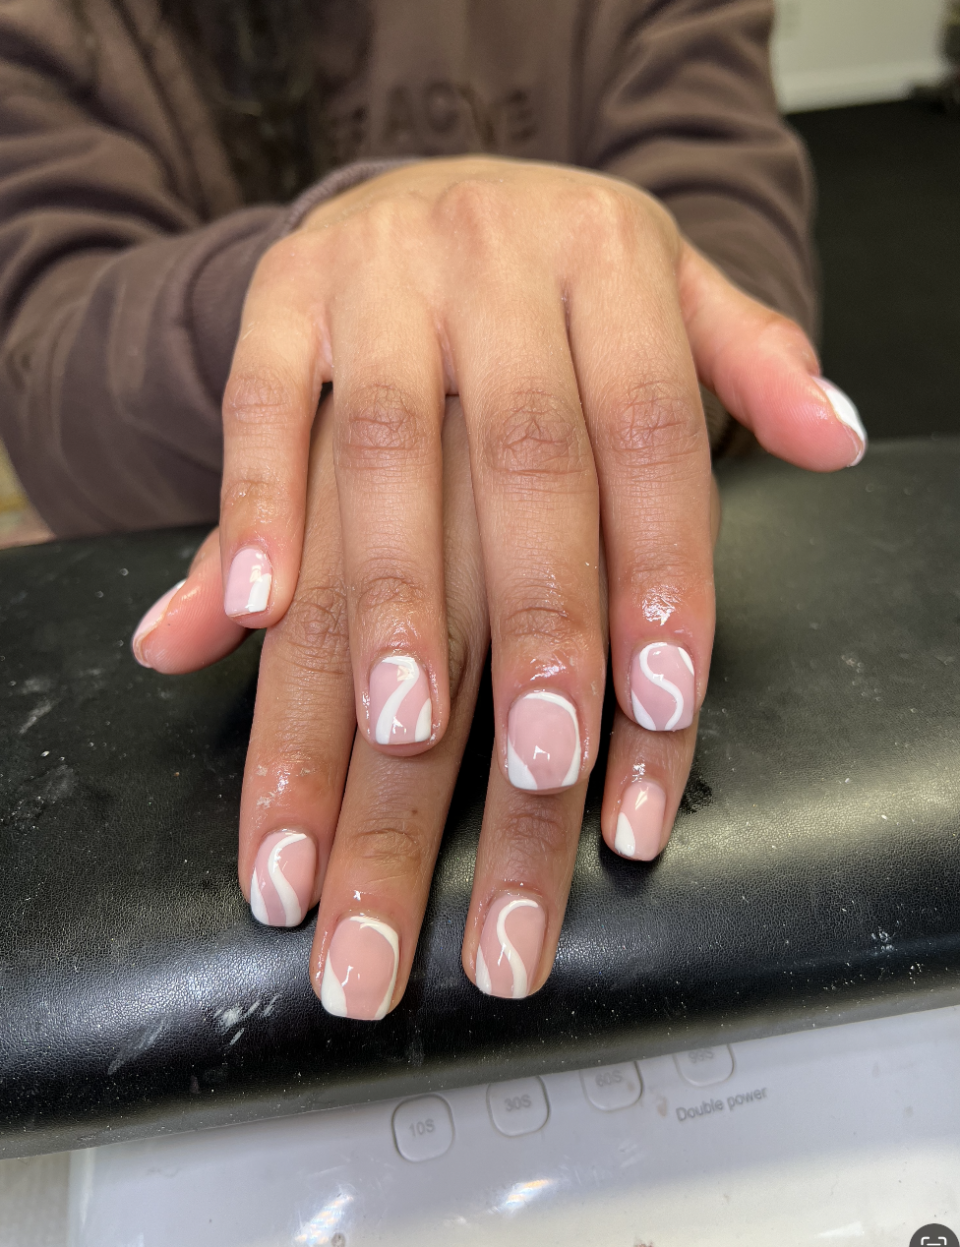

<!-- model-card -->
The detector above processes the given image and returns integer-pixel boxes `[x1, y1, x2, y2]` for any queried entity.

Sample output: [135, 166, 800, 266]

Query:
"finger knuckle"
[498, 801, 571, 868]
[484, 391, 588, 481]
[569, 181, 635, 244]
[354, 564, 429, 620]
[223, 366, 301, 431]
[277, 581, 351, 678]
[351, 819, 430, 883]
[496, 588, 591, 654]
[435, 176, 504, 239]
[338, 383, 435, 475]
[603, 379, 703, 470]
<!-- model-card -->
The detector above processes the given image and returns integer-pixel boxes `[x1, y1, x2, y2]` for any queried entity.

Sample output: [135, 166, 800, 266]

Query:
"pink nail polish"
[319, 914, 400, 1020]
[131, 580, 186, 667]
[249, 830, 316, 927]
[224, 547, 272, 617]
[630, 643, 695, 732]
[368, 655, 431, 745]
[475, 894, 546, 999]
[506, 690, 581, 791]
[615, 780, 666, 860]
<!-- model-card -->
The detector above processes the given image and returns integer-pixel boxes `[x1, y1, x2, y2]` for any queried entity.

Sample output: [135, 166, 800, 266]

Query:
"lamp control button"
[674, 1045, 735, 1087]
[580, 1062, 643, 1111]
[487, 1077, 549, 1136]
[392, 1096, 454, 1161]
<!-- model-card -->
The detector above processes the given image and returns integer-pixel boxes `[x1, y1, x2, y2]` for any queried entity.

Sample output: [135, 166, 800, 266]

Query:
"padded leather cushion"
[2, 439, 959, 1158]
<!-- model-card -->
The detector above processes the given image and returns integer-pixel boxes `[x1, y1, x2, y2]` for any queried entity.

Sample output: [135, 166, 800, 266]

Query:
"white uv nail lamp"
[68, 1002, 960, 1247]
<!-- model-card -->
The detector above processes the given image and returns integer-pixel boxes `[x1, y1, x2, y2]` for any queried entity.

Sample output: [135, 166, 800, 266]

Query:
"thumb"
[679, 244, 866, 471]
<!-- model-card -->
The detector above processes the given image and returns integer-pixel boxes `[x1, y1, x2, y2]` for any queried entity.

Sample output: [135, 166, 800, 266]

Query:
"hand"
[216, 156, 864, 808]
[132, 399, 713, 1013]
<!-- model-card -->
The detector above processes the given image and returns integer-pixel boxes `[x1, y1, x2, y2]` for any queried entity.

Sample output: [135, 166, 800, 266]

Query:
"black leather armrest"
[1, 439, 959, 1159]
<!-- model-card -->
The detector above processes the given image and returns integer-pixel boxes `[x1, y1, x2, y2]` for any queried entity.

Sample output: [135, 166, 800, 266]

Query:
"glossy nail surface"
[630, 643, 695, 732]
[475, 894, 546, 999]
[131, 580, 185, 667]
[249, 830, 316, 927]
[224, 546, 272, 617]
[615, 780, 666, 860]
[506, 690, 581, 791]
[369, 655, 431, 745]
[815, 378, 867, 466]
[319, 914, 399, 1020]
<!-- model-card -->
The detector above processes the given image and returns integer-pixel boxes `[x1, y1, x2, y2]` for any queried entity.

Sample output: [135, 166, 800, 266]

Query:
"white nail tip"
[615, 812, 637, 858]
[245, 569, 271, 614]
[319, 952, 348, 1017]
[475, 946, 492, 995]
[506, 738, 538, 790]
[816, 378, 866, 465]
[414, 698, 432, 742]
[249, 872, 269, 925]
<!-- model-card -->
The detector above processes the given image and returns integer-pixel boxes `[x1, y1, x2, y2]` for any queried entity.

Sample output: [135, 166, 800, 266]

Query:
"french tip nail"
[131, 579, 186, 666]
[614, 779, 667, 861]
[815, 378, 867, 466]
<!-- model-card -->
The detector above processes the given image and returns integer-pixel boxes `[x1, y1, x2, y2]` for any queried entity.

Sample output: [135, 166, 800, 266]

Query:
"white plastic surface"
[68, 1005, 960, 1247]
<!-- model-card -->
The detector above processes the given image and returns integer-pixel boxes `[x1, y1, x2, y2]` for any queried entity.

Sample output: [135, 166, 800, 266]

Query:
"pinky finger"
[599, 708, 699, 862]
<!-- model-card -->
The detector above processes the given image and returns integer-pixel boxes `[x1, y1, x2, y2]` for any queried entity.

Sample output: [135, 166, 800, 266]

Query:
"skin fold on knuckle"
[271, 582, 351, 679]
[491, 800, 574, 876]
[482, 392, 590, 485]
[352, 564, 431, 625]
[600, 379, 704, 473]
[337, 382, 438, 477]
[223, 365, 308, 434]
[348, 818, 434, 890]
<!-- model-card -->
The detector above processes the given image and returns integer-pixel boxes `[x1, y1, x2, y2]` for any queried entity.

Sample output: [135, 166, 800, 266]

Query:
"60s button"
[392, 1095, 454, 1161]
[580, 1062, 643, 1111]
[487, 1077, 549, 1136]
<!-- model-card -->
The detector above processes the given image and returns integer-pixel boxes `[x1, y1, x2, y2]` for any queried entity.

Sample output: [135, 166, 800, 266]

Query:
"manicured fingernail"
[131, 580, 186, 667]
[815, 377, 866, 466]
[615, 780, 667, 860]
[630, 643, 695, 732]
[249, 830, 316, 927]
[224, 546, 272, 617]
[319, 914, 400, 1021]
[368, 655, 431, 745]
[506, 690, 581, 791]
[475, 893, 546, 1000]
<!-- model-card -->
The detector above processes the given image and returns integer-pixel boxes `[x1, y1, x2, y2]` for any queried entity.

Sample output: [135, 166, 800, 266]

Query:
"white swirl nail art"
[476, 895, 545, 999]
[320, 915, 400, 1021]
[250, 831, 307, 926]
[371, 656, 431, 745]
[630, 643, 695, 732]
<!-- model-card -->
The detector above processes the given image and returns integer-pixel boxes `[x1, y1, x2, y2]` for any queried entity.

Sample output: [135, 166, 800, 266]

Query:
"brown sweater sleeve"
[0, 1, 399, 536]
[579, 0, 817, 336]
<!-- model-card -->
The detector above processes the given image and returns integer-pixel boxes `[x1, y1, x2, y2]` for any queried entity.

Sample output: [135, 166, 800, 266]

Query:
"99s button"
[392, 1095, 454, 1161]
[674, 1045, 735, 1087]
[580, 1062, 642, 1111]
[487, 1077, 549, 1136]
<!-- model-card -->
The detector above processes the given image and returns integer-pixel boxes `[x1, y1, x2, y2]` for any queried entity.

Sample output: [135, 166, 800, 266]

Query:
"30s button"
[392, 1096, 454, 1161]
[487, 1077, 549, 1136]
